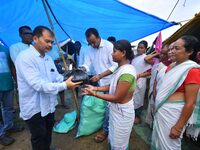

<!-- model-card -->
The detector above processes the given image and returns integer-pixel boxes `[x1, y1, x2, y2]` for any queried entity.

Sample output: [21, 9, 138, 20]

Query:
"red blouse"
[165, 66, 200, 92]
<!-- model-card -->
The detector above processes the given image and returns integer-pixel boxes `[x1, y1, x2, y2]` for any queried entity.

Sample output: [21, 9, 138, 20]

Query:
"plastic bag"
[63, 69, 89, 84]
[53, 111, 77, 133]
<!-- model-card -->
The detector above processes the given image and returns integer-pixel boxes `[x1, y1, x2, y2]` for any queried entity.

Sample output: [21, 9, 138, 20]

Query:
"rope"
[166, 0, 180, 21]
[45, 0, 71, 39]
[159, 0, 180, 36]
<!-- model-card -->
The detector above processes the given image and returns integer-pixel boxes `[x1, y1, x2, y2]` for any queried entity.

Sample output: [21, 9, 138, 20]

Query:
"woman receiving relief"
[83, 40, 137, 150]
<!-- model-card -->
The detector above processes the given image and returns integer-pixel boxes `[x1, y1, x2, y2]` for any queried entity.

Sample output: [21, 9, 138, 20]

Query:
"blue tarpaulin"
[0, 0, 175, 46]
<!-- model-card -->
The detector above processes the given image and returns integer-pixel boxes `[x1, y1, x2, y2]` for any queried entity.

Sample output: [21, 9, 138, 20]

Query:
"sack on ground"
[76, 93, 106, 137]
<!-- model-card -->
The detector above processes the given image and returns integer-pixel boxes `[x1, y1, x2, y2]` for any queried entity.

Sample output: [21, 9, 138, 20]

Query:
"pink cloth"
[155, 32, 162, 53]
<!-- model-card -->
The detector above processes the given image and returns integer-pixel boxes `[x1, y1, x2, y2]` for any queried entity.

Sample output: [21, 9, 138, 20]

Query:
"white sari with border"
[108, 64, 137, 150]
[151, 60, 200, 150]
[146, 62, 167, 127]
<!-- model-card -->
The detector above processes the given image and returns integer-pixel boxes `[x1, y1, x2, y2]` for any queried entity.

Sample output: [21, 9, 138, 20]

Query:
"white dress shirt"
[80, 46, 95, 76]
[82, 39, 117, 86]
[78, 46, 86, 68]
[9, 42, 31, 63]
[15, 45, 67, 120]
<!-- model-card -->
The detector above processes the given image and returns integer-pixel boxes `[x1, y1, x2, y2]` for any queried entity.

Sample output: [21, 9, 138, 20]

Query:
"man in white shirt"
[82, 28, 117, 86]
[9, 26, 33, 109]
[81, 28, 117, 142]
[15, 26, 81, 150]
[10, 26, 33, 64]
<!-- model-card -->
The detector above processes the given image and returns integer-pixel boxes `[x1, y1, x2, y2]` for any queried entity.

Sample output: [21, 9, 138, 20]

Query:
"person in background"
[80, 28, 118, 143]
[15, 26, 81, 150]
[9, 26, 33, 64]
[83, 40, 136, 149]
[146, 45, 171, 128]
[9, 26, 33, 111]
[72, 41, 82, 68]
[0, 44, 24, 146]
[131, 40, 152, 124]
[107, 36, 116, 45]
[151, 35, 200, 150]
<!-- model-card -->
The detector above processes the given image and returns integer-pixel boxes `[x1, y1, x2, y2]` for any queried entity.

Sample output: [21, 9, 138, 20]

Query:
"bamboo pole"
[41, 0, 68, 70]
[41, 0, 80, 122]
[71, 90, 80, 122]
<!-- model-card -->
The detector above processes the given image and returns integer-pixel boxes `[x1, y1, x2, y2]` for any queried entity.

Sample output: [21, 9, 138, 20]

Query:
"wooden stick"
[72, 89, 80, 123]
[41, 0, 68, 71]
[42, 0, 80, 121]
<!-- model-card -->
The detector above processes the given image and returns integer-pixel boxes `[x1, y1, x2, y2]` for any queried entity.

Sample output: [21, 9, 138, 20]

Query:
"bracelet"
[96, 86, 98, 91]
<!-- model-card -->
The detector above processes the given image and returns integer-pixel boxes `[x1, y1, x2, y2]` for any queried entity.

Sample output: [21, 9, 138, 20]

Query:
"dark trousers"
[26, 112, 55, 150]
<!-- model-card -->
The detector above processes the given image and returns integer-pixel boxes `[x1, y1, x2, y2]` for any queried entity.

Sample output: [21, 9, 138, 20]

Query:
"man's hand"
[90, 74, 101, 82]
[65, 76, 82, 89]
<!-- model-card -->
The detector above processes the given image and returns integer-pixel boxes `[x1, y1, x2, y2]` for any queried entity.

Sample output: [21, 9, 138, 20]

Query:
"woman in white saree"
[151, 35, 200, 150]
[131, 40, 152, 124]
[82, 40, 137, 150]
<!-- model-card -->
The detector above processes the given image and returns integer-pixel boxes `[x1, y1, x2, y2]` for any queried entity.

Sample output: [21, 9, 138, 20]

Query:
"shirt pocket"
[50, 71, 57, 82]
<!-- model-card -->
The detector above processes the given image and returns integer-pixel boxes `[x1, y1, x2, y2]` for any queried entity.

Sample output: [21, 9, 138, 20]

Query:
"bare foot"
[94, 131, 108, 143]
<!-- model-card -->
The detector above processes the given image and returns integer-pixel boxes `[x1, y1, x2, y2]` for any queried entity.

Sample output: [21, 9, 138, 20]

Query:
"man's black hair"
[85, 28, 99, 38]
[33, 26, 54, 38]
[18, 25, 32, 34]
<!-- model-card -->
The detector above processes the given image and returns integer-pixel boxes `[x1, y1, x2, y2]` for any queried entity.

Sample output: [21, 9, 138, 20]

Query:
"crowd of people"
[0, 25, 199, 150]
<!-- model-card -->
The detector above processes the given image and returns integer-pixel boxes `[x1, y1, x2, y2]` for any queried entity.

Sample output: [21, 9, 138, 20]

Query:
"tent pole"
[41, 0, 68, 71]
[41, 0, 80, 122]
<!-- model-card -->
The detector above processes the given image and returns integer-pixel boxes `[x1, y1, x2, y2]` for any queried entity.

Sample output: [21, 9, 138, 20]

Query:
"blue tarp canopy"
[0, 0, 175, 46]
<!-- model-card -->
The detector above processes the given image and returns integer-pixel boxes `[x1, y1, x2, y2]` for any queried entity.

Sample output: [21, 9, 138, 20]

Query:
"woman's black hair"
[180, 35, 200, 62]
[138, 40, 148, 48]
[114, 40, 133, 61]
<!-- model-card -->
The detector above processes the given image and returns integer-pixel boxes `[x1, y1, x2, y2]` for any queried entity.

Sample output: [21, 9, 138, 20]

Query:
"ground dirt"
[0, 88, 199, 150]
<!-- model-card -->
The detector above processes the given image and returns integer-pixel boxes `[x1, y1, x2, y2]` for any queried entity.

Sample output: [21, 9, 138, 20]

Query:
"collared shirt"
[15, 45, 67, 120]
[82, 39, 117, 86]
[80, 46, 95, 75]
[9, 42, 31, 63]
[0, 45, 13, 91]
